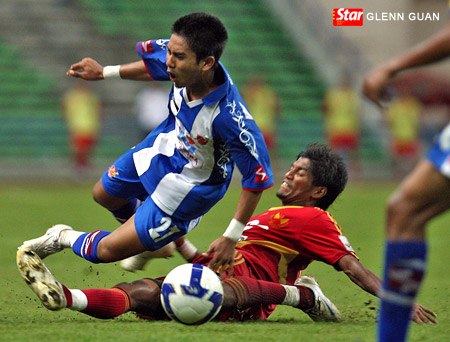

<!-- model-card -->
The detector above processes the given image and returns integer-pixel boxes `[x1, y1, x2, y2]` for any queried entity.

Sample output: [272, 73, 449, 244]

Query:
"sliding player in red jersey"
[17, 144, 435, 323]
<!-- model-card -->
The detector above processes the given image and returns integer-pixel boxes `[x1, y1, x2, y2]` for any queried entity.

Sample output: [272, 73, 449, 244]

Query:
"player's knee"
[92, 180, 126, 210]
[92, 179, 107, 206]
[113, 282, 133, 291]
[96, 240, 121, 262]
[124, 279, 161, 311]
[221, 281, 238, 309]
[387, 189, 417, 220]
[386, 189, 424, 238]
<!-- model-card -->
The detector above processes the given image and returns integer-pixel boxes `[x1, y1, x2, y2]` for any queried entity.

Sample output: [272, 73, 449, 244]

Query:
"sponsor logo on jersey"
[226, 100, 259, 159]
[338, 235, 355, 253]
[155, 39, 169, 50]
[255, 165, 268, 183]
[196, 135, 209, 145]
[141, 40, 154, 53]
[333, 8, 363, 26]
[108, 165, 119, 178]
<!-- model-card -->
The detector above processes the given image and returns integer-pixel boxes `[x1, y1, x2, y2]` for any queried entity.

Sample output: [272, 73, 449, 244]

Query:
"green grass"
[0, 181, 448, 341]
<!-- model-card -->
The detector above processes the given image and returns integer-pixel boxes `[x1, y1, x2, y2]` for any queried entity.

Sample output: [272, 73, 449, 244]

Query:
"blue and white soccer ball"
[160, 263, 224, 325]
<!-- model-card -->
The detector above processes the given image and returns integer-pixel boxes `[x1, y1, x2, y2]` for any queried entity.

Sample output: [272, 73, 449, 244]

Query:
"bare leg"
[379, 159, 450, 341]
[386, 160, 450, 240]
[96, 215, 147, 262]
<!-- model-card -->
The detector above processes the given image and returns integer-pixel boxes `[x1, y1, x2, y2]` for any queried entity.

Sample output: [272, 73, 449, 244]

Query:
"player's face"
[276, 157, 320, 206]
[166, 34, 204, 89]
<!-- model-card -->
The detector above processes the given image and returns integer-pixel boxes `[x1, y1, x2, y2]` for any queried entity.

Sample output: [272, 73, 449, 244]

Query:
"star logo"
[269, 212, 290, 227]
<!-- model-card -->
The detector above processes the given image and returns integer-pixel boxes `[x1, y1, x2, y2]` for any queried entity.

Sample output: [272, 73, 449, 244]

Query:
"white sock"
[68, 289, 88, 311]
[60, 230, 85, 248]
[281, 285, 300, 306]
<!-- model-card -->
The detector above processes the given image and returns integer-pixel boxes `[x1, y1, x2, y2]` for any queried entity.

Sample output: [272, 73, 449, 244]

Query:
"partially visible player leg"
[120, 237, 199, 272]
[17, 248, 167, 320]
[20, 224, 82, 259]
[294, 275, 342, 322]
[72, 215, 147, 262]
[223, 275, 340, 322]
[120, 242, 176, 272]
[21, 215, 147, 264]
[17, 248, 67, 310]
[92, 178, 142, 224]
[379, 160, 450, 342]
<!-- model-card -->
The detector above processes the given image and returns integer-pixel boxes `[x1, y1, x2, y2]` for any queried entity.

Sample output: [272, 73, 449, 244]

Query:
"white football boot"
[20, 224, 73, 259]
[17, 247, 67, 311]
[120, 242, 176, 272]
[295, 275, 342, 322]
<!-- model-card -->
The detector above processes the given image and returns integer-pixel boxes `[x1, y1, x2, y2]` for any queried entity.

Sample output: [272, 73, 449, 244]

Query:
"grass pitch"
[0, 181, 448, 342]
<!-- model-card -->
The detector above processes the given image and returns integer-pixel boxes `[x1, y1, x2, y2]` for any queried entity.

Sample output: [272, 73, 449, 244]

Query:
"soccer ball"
[160, 263, 224, 325]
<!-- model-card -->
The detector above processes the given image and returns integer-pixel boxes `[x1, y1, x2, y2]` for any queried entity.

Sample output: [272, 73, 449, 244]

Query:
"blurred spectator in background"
[134, 83, 170, 141]
[61, 79, 102, 173]
[386, 88, 422, 177]
[242, 76, 280, 161]
[322, 72, 360, 176]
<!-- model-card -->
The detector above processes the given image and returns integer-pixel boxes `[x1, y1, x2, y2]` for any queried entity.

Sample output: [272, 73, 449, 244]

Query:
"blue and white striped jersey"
[133, 39, 274, 221]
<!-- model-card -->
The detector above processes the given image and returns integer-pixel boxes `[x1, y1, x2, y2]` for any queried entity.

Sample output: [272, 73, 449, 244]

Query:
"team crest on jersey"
[108, 165, 119, 178]
[269, 212, 290, 228]
[255, 165, 268, 183]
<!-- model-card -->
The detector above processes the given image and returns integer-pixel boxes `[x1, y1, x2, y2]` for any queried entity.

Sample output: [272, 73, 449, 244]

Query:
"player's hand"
[67, 57, 104, 80]
[411, 304, 437, 324]
[362, 65, 393, 108]
[202, 236, 236, 278]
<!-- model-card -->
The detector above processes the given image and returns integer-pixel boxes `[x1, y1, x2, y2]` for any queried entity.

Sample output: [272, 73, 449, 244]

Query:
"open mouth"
[280, 181, 290, 189]
[168, 71, 176, 82]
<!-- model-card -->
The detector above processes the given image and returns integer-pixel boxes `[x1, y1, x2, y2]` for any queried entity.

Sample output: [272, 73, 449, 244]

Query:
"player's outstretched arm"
[336, 254, 437, 324]
[67, 58, 152, 81]
[363, 23, 450, 106]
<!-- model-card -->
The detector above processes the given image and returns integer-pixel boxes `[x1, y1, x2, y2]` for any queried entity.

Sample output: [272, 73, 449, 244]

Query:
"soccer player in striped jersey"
[20, 13, 273, 275]
[17, 144, 435, 323]
[363, 8, 450, 341]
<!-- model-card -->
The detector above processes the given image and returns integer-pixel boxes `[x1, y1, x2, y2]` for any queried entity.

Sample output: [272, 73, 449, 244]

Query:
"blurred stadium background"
[0, 0, 449, 182]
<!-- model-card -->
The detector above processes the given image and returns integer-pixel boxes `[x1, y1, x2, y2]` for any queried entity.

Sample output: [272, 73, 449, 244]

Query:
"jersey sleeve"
[213, 101, 274, 191]
[297, 210, 358, 266]
[136, 39, 170, 81]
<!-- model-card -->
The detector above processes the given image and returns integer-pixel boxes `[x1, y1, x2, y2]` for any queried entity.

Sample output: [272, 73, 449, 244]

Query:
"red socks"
[63, 285, 131, 319]
[224, 276, 314, 309]
[81, 288, 131, 319]
[225, 276, 286, 306]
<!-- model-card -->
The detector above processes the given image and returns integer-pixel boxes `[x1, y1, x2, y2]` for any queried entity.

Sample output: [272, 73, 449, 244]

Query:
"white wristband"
[103, 65, 121, 79]
[223, 218, 245, 242]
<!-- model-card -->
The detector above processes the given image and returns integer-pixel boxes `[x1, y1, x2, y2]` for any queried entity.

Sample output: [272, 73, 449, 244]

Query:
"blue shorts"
[101, 148, 202, 251]
[134, 198, 202, 251]
[101, 147, 148, 201]
[426, 123, 450, 178]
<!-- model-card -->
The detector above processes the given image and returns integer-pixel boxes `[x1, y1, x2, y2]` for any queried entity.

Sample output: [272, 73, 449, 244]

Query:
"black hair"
[297, 143, 348, 210]
[172, 12, 228, 65]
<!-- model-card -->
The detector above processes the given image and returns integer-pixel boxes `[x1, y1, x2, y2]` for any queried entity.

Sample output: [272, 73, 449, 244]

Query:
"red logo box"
[333, 8, 363, 26]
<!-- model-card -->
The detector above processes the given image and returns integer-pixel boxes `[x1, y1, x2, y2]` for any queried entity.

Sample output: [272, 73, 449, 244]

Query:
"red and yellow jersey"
[235, 206, 358, 285]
